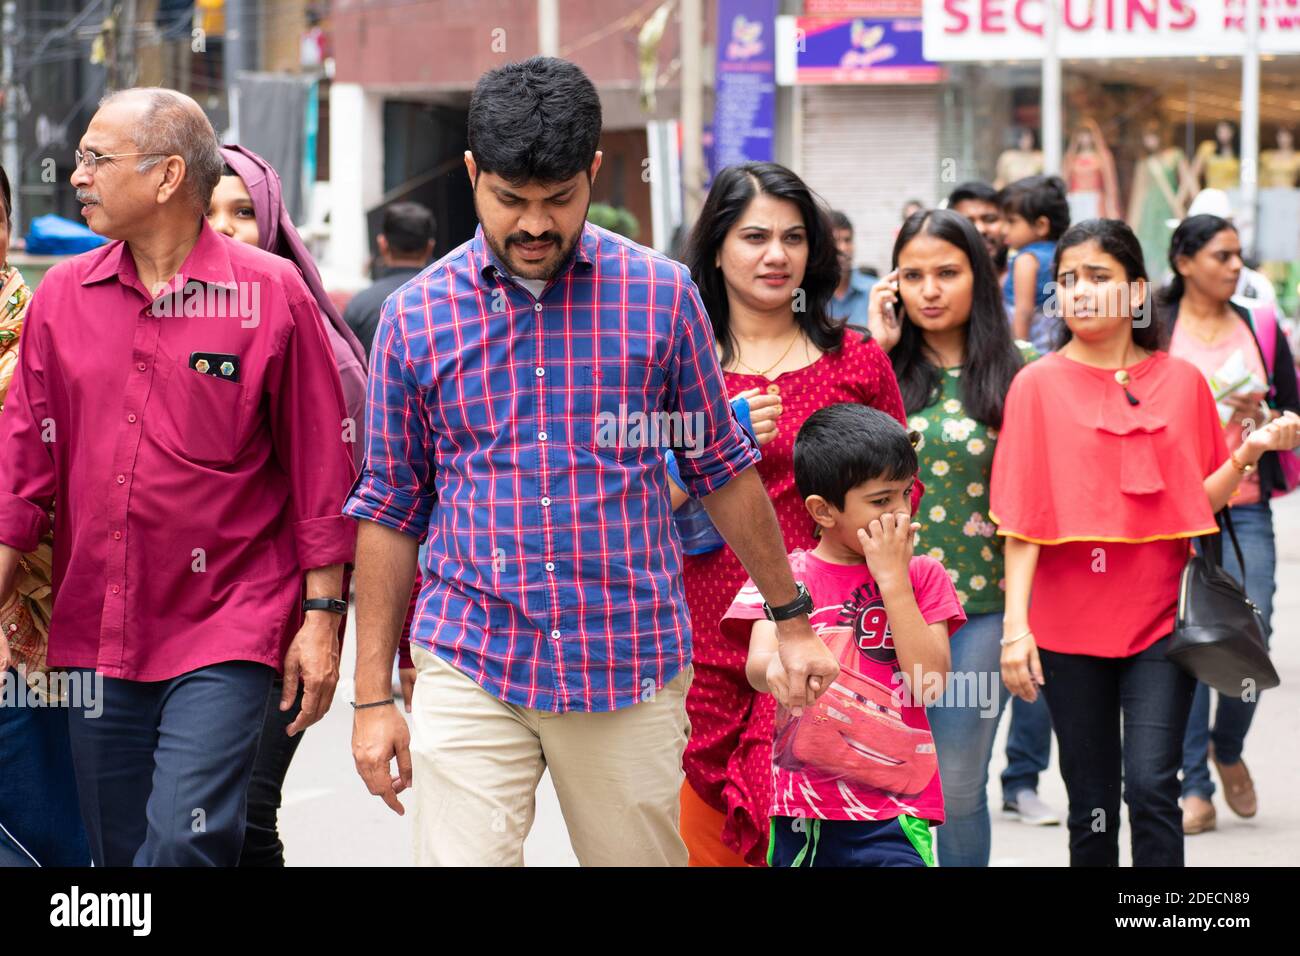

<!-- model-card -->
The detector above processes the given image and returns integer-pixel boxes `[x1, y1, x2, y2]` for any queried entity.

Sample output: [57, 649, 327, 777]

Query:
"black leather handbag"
[1168, 508, 1280, 697]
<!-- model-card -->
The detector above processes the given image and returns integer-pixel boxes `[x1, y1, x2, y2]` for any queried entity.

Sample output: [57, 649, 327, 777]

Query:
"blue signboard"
[797, 16, 945, 84]
[712, 0, 778, 178]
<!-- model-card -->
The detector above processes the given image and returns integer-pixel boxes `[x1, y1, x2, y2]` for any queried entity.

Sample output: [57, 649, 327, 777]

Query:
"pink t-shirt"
[721, 550, 965, 825]
[1169, 319, 1265, 505]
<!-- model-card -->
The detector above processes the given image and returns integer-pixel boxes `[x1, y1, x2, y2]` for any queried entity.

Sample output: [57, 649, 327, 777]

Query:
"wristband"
[350, 699, 395, 710]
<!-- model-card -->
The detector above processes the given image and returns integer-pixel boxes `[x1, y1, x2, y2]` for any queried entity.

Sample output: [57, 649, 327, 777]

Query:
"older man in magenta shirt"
[0, 88, 356, 866]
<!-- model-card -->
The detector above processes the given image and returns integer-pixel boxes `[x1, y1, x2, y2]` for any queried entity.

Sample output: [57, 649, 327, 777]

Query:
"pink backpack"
[1247, 303, 1300, 496]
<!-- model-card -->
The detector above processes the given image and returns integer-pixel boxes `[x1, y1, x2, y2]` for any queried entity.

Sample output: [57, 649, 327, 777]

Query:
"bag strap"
[1216, 507, 1247, 577]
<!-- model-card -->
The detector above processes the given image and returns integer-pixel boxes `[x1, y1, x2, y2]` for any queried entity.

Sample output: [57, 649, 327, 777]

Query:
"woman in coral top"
[677, 162, 907, 866]
[990, 218, 1300, 867]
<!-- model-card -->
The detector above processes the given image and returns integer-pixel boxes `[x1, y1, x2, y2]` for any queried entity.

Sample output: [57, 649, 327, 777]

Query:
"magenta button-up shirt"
[0, 222, 357, 681]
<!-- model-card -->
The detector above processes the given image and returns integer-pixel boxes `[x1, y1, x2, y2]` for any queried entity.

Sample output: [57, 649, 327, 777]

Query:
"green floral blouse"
[910, 347, 1036, 615]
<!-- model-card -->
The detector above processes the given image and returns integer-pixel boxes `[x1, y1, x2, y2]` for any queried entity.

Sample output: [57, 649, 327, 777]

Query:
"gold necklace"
[733, 328, 802, 378]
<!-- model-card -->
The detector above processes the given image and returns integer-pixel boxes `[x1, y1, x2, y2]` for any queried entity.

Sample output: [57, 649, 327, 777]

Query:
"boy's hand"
[858, 512, 920, 591]
[765, 652, 791, 709]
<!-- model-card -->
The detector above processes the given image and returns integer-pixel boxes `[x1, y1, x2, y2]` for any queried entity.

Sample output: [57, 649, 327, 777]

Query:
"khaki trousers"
[410, 646, 692, 866]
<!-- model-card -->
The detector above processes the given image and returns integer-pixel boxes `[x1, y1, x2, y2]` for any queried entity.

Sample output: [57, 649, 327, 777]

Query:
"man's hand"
[775, 617, 838, 716]
[858, 512, 920, 591]
[282, 614, 341, 736]
[399, 667, 416, 713]
[352, 704, 412, 815]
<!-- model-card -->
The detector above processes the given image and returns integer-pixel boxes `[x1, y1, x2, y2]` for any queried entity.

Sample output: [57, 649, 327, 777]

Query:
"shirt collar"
[80, 219, 238, 292]
[475, 221, 597, 285]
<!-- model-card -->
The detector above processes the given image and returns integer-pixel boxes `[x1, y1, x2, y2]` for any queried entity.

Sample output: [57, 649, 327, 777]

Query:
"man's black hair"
[829, 209, 853, 233]
[467, 56, 602, 186]
[947, 180, 999, 207]
[794, 404, 917, 510]
[382, 201, 436, 256]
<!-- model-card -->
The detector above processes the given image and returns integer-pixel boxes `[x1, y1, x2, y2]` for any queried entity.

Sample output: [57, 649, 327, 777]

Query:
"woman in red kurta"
[990, 219, 1300, 867]
[677, 163, 906, 865]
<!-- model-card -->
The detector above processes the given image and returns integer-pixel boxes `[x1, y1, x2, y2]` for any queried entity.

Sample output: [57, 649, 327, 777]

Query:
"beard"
[475, 193, 589, 281]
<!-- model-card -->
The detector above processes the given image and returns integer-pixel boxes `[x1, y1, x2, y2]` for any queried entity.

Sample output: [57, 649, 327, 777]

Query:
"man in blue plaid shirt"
[345, 57, 837, 866]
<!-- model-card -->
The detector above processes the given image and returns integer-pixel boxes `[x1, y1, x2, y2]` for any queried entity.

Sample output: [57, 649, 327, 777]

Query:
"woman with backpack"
[1162, 214, 1300, 835]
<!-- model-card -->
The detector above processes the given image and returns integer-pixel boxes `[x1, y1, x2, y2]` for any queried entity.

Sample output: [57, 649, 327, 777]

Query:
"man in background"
[343, 201, 435, 358]
[828, 210, 876, 335]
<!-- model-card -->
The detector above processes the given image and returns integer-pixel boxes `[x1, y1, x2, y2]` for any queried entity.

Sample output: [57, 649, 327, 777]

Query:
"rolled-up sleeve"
[342, 294, 435, 536]
[268, 290, 358, 568]
[0, 292, 56, 552]
[666, 275, 760, 498]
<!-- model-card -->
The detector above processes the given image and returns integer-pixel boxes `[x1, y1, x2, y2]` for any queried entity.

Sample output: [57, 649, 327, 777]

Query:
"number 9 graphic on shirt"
[855, 604, 895, 664]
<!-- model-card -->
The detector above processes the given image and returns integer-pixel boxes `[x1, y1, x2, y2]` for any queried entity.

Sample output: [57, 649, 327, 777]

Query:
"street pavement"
[283, 493, 1300, 866]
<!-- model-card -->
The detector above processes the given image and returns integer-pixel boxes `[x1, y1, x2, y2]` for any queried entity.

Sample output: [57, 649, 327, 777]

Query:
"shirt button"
[116, 474, 125, 484]
[112, 530, 122, 540]
[538, 431, 548, 442]
[540, 496, 551, 507]
[766, 384, 781, 395]
[111, 585, 120, 594]
[535, 367, 545, 378]
[136, 362, 146, 372]
[534, 302, 543, 312]
[127, 413, 137, 423]
[550, 629, 561, 640]
[545, 562, 555, 572]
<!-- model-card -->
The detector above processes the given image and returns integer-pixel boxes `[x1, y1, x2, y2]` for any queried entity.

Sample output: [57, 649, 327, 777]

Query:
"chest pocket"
[577, 362, 667, 460]
[157, 355, 248, 466]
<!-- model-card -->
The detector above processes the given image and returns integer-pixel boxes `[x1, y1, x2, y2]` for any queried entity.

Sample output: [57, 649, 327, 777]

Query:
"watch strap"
[302, 597, 348, 615]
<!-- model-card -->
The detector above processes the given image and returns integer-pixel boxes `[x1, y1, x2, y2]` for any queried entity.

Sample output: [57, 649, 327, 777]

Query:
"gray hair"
[99, 87, 223, 212]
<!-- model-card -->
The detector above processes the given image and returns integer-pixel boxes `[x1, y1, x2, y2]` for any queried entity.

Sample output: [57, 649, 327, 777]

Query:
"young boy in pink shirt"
[723, 404, 965, 866]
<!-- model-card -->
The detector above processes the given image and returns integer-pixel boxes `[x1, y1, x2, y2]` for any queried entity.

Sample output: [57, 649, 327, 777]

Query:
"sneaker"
[1001, 789, 1061, 826]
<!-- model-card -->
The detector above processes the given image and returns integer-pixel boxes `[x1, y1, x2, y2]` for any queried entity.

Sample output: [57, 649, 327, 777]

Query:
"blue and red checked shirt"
[343, 223, 760, 712]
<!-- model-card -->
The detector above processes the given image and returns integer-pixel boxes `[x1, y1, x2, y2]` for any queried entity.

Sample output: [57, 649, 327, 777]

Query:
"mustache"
[76, 189, 100, 204]
[507, 232, 561, 246]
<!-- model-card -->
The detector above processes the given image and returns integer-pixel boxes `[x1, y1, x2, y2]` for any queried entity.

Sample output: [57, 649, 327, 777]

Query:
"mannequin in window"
[1257, 128, 1300, 267]
[1063, 118, 1120, 221]
[1128, 122, 1193, 285]
[994, 128, 1044, 189]
[1190, 120, 1241, 194]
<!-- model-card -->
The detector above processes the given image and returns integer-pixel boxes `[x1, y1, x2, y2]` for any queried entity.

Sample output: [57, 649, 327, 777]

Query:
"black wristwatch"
[763, 582, 814, 622]
[302, 597, 348, 615]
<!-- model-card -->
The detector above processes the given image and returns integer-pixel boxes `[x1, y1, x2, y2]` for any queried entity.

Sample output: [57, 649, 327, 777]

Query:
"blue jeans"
[1181, 501, 1276, 798]
[927, 611, 1053, 866]
[0, 669, 91, 866]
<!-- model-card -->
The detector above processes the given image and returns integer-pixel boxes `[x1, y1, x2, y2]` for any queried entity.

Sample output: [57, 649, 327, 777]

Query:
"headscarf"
[218, 145, 367, 462]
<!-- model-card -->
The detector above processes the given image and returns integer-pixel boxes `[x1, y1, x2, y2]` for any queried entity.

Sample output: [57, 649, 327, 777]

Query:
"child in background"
[999, 175, 1071, 353]
[726, 404, 965, 867]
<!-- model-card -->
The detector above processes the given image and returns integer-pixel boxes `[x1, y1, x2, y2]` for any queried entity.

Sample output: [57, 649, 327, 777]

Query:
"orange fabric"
[679, 781, 752, 867]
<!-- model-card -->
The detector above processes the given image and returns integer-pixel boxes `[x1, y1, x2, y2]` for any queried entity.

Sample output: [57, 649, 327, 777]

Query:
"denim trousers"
[927, 610, 1053, 866]
[1181, 501, 1276, 798]
[0, 668, 91, 866]
[1040, 636, 1194, 866]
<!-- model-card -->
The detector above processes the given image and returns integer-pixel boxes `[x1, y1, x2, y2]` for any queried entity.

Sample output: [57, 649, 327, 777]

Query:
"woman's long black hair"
[889, 209, 1024, 428]
[1159, 214, 1235, 310]
[1053, 218, 1165, 352]
[684, 162, 844, 368]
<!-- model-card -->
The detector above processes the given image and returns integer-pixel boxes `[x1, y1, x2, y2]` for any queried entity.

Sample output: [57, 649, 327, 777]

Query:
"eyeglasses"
[74, 150, 167, 172]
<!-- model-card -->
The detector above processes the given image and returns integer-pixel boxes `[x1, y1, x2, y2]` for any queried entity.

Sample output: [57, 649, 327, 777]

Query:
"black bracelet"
[303, 597, 348, 615]
[350, 699, 395, 710]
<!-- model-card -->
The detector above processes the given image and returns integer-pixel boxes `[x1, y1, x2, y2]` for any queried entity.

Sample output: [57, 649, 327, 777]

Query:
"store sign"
[807, 0, 924, 13]
[713, 0, 778, 176]
[922, 0, 1300, 59]
[797, 15, 947, 83]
